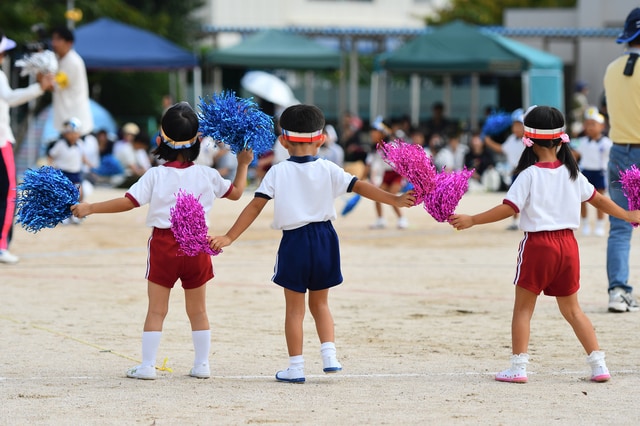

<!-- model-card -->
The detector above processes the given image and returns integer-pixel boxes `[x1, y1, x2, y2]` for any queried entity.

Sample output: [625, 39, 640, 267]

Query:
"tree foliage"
[0, 0, 204, 126]
[428, 0, 577, 26]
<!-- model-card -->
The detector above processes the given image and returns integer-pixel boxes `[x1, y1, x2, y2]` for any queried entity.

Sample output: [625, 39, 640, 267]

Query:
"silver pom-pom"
[15, 50, 58, 77]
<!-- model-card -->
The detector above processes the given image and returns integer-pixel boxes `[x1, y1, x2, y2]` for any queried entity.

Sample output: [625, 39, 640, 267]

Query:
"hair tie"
[560, 133, 570, 143]
[522, 137, 534, 147]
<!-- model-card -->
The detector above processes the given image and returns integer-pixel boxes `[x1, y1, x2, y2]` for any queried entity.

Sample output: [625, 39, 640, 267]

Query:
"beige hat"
[122, 122, 140, 136]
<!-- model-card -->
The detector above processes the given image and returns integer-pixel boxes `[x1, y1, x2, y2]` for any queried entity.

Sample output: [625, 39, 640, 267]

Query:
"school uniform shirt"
[48, 138, 84, 173]
[125, 161, 233, 229]
[256, 156, 357, 231]
[503, 160, 596, 232]
[574, 135, 612, 171]
[0, 71, 43, 147]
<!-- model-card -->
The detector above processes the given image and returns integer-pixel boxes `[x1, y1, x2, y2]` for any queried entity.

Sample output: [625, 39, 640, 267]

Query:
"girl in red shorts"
[71, 102, 253, 380]
[449, 106, 640, 383]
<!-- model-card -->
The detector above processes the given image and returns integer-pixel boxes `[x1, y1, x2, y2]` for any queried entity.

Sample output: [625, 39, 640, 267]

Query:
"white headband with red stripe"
[281, 129, 323, 143]
[522, 125, 569, 147]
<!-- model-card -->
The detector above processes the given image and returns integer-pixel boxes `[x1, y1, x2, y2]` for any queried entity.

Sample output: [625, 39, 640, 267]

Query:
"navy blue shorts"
[272, 221, 343, 293]
[582, 169, 606, 190]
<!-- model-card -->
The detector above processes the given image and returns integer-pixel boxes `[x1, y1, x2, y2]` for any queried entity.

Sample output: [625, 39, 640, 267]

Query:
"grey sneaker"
[608, 287, 640, 313]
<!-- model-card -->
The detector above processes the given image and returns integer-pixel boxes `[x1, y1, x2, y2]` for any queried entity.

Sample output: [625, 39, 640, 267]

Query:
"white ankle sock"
[192, 329, 211, 366]
[141, 331, 162, 367]
[289, 355, 304, 369]
[320, 342, 337, 358]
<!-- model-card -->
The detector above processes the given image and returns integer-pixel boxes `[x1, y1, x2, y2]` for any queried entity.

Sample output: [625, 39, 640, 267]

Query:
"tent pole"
[339, 38, 347, 118]
[470, 72, 479, 131]
[410, 73, 420, 128]
[349, 37, 359, 117]
[305, 71, 314, 104]
[370, 72, 379, 123]
[522, 71, 530, 110]
[213, 67, 222, 94]
[193, 66, 202, 105]
[443, 75, 452, 117]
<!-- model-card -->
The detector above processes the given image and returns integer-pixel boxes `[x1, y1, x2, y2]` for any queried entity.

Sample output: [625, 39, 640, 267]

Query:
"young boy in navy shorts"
[209, 104, 415, 383]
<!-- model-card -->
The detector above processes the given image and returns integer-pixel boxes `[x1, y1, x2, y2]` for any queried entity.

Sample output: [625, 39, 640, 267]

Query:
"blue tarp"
[74, 18, 198, 70]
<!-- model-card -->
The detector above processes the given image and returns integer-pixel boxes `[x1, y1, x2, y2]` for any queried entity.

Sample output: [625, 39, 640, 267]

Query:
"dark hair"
[51, 26, 74, 42]
[278, 104, 325, 134]
[514, 106, 579, 180]
[152, 102, 201, 162]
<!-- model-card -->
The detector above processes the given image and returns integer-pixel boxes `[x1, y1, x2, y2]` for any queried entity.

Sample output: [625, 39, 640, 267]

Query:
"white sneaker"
[608, 287, 640, 312]
[397, 217, 409, 229]
[189, 362, 210, 379]
[495, 353, 529, 383]
[581, 224, 591, 236]
[594, 221, 606, 237]
[369, 217, 386, 229]
[0, 250, 19, 264]
[126, 364, 157, 380]
[322, 356, 342, 373]
[275, 367, 305, 383]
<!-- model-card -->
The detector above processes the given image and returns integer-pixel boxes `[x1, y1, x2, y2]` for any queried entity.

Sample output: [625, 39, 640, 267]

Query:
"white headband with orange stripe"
[160, 128, 198, 149]
[522, 125, 569, 147]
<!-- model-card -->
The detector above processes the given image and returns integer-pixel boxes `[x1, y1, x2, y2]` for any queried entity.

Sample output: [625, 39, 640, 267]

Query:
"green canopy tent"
[205, 29, 343, 109]
[375, 21, 564, 127]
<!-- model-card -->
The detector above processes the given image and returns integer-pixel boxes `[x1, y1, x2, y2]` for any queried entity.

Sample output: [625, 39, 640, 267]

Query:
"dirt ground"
[1, 186, 640, 425]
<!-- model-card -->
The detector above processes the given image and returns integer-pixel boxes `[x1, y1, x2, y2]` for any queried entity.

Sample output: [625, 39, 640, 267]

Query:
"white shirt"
[502, 134, 525, 170]
[48, 138, 84, 173]
[53, 49, 93, 135]
[256, 156, 357, 231]
[504, 161, 595, 232]
[126, 162, 232, 228]
[0, 70, 43, 147]
[575, 135, 612, 171]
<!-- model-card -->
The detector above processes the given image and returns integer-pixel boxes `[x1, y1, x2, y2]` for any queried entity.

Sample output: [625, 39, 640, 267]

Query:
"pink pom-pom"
[424, 167, 474, 222]
[170, 190, 221, 256]
[377, 139, 436, 204]
[619, 164, 640, 228]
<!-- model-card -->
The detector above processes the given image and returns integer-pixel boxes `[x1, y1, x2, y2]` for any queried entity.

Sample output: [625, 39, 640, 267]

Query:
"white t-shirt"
[53, 49, 94, 135]
[256, 156, 357, 231]
[0, 71, 43, 147]
[48, 138, 83, 173]
[125, 162, 232, 228]
[501, 134, 525, 170]
[504, 161, 595, 232]
[574, 135, 613, 171]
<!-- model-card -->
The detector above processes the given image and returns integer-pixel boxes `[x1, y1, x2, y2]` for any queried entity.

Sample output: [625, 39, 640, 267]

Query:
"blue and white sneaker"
[322, 356, 342, 373]
[275, 367, 305, 383]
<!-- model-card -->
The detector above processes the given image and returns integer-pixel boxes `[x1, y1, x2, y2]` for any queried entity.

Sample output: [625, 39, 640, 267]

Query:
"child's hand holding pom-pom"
[619, 164, 640, 228]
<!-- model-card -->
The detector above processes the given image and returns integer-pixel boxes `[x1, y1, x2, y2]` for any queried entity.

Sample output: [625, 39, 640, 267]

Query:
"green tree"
[0, 0, 204, 129]
[428, 0, 577, 26]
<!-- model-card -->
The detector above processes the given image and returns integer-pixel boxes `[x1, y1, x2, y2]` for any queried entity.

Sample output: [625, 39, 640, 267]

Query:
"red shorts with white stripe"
[146, 227, 214, 289]
[514, 229, 580, 297]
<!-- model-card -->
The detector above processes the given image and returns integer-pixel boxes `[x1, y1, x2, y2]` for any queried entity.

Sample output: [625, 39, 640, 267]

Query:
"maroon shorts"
[514, 229, 580, 297]
[146, 227, 214, 289]
[382, 170, 403, 186]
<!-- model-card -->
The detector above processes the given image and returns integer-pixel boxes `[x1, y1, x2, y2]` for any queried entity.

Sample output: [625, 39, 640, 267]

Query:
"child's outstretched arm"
[209, 196, 268, 251]
[449, 204, 515, 230]
[225, 148, 253, 200]
[589, 192, 640, 224]
[352, 180, 415, 208]
[71, 197, 136, 218]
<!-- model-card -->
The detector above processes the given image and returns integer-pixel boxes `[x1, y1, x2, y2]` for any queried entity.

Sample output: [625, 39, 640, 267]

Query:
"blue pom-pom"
[481, 112, 513, 138]
[15, 166, 79, 233]
[341, 194, 361, 216]
[197, 91, 276, 156]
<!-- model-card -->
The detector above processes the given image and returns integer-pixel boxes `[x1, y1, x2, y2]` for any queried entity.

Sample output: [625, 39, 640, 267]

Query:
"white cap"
[584, 106, 605, 124]
[0, 36, 17, 54]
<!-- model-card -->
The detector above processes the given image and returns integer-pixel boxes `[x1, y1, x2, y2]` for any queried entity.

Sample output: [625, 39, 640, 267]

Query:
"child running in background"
[71, 102, 253, 380]
[209, 104, 415, 383]
[449, 105, 640, 383]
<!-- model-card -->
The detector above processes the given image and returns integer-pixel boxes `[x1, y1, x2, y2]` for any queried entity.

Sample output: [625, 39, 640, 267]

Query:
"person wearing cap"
[572, 107, 612, 237]
[484, 108, 526, 230]
[209, 104, 415, 384]
[0, 30, 54, 264]
[571, 80, 590, 136]
[366, 116, 409, 229]
[113, 122, 145, 187]
[71, 102, 254, 380]
[47, 117, 87, 224]
[50, 26, 93, 137]
[602, 7, 640, 312]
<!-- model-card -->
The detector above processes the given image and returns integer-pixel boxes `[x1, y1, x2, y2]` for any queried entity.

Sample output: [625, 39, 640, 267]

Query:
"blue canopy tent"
[74, 18, 198, 71]
[375, 21, 564, 127]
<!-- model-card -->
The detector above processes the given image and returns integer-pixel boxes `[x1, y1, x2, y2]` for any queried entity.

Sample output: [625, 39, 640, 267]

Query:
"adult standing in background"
[50, 26, 93, 138]
[0, 31, 54, 264]
[602, 7, 640, 313]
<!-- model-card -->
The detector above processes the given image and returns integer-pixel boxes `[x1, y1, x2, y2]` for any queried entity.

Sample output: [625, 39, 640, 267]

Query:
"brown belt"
[613, 143, 640, 148]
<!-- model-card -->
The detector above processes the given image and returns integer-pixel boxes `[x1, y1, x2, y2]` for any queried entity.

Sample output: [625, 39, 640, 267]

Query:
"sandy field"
[1, 186, 640, 425]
